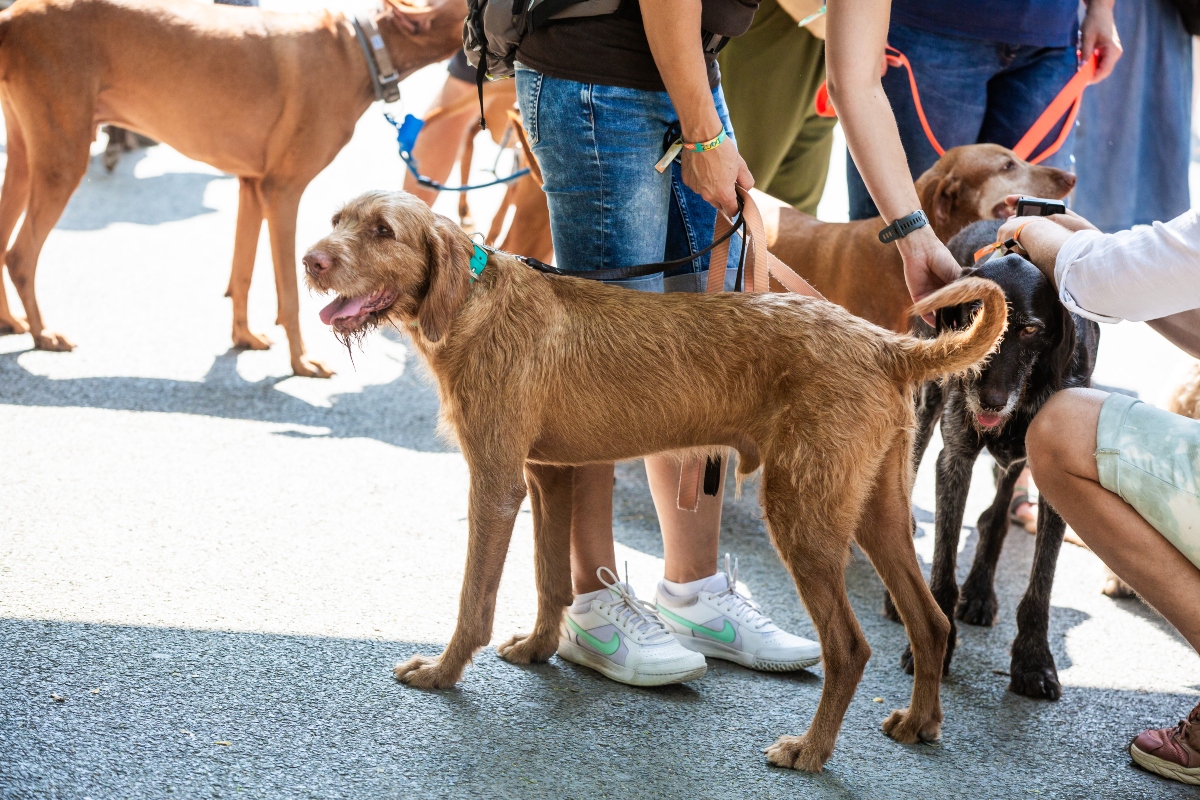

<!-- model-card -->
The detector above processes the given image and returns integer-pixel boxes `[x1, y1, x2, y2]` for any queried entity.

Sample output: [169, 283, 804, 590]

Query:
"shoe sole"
[1130, 743, 1200, 786]
[557, 639, 707, 687]
[676, 636, 820, 672]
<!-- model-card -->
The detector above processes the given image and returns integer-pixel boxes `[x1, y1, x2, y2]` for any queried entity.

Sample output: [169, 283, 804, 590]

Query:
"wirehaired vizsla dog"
[0, 0, 462, 376]
[302, 191, 1009, 771]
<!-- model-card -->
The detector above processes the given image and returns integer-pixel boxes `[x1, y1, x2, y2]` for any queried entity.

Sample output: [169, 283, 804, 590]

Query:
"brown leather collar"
[352, 14, 400, 103]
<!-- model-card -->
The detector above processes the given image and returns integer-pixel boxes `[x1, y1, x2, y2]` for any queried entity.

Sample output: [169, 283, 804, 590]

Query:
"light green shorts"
[1096, 392, 1200, 570]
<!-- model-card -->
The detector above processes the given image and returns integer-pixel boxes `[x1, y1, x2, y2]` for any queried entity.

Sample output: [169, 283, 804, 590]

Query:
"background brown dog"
[0, 0, 462, 376]
[303, 190, 1011, 772]
[756, 144, 1076, 333]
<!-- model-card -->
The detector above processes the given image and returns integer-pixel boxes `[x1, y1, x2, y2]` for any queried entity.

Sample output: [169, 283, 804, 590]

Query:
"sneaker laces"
[709, 554, 774, 633]
[1174, 702, 1200, 746]
[596, 566, 672, 641]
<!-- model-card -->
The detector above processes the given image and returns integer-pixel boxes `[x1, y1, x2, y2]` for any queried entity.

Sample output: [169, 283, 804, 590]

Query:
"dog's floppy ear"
[417, 216, 471, 343]
[926, 176, 963, 232]
[1042, 300, 1078, 391]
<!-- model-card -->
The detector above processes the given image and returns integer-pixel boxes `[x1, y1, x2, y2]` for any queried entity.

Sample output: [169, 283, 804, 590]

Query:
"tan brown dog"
[756, 144, 1075, 333]
[302, 190, 1010, 771]
[0, 0, 462, 376]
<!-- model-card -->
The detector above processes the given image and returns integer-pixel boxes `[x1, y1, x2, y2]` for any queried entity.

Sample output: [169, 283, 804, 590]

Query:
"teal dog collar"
[469, 244, 488, 282]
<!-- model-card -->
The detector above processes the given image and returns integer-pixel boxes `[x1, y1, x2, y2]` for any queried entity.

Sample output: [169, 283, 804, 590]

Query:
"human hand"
[1081, 0, 1122, 83]
[681, 137, 754, 218]
[897, 226, 961, 323]
[999, 196, 1100, 239]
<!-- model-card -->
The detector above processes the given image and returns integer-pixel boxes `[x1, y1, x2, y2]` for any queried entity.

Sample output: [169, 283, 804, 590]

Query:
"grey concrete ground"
[2, 50, 1200, 798]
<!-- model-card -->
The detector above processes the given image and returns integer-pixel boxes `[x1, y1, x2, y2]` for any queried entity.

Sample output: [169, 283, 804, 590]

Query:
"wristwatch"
[878, 210, 929, 244]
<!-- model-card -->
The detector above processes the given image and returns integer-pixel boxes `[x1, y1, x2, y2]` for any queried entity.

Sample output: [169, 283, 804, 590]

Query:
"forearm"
[824, 0, 919, 224]
[1009, 218, 1078, 287]
[641, 0, 721, 141]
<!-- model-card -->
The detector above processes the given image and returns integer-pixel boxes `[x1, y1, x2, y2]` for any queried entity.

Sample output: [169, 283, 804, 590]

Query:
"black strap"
[702, 455, 721, 496]
[878, 209, 929, 244]
[474, 54, 488, 131]
[500, 193, 746, 282]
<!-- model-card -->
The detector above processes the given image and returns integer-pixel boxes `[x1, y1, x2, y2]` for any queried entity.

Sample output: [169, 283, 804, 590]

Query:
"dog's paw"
[233, 329, 273, 351]
[291, 355, 334, 379]
[496, 632, 557, 665]
[393, 654, 460, 690]
[881, 707, 941, 744]
[0, 314, 29, 335]
[764, 734, 829, 772]
[954, 589, 999, 627]
[1009, 660, 1061, 700]
[34, 330, 75, 352]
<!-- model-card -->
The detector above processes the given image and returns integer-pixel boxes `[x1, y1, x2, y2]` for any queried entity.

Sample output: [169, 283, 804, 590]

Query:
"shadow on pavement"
[56, 149, 232, 231]
[2, 616, 1195, 799]
[0, 347, 452, 453]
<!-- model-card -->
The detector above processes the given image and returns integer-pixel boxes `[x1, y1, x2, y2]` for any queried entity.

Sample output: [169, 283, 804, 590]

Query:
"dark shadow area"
[2, 614, 1194, 800]
[0, 346, 451, 453]
[56, 148, 231, 231]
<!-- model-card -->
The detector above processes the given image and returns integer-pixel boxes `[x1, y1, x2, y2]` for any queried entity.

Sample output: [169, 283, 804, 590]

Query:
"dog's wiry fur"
[0, 0, 463, 376]
[903, 220, 1100, 701]
[304, 191, 1009, 771]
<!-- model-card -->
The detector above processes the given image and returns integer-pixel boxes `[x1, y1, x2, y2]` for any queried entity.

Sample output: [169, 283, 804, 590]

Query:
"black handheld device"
[1015, 196, 1067, 217]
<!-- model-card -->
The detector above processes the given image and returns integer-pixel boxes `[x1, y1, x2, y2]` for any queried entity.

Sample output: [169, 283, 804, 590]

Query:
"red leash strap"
[814, 48, 1100, 165]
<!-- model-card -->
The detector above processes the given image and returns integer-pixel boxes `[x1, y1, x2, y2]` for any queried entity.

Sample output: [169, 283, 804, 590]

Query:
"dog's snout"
[979, 388, 1009, 410]
[1060, 172, 1077, 189]
[303, 249, 332, 278]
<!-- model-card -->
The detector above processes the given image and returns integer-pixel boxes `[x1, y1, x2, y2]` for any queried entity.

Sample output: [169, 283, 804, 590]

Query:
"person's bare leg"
[569, 463, 618, 594]
[404, 76, 477, 207]
[646, 454, 724, 583]
[1027, 389, 1200, 652]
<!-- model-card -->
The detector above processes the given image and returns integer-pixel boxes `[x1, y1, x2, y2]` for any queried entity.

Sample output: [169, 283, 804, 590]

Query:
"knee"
[1025, 389, 1088, 485]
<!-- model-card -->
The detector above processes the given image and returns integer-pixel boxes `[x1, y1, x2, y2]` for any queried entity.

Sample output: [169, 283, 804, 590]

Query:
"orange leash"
[816, 48, 1100, 165]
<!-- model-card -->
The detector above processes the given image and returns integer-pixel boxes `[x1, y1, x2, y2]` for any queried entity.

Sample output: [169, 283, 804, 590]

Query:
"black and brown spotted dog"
[302, 190, 1012, 771]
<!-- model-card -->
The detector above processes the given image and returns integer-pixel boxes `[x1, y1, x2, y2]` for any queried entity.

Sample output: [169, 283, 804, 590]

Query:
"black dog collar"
[878, 210, 929, 244]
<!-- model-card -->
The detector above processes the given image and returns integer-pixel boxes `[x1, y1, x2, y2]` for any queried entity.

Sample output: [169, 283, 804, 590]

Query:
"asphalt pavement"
[2, 47, 1200, 800]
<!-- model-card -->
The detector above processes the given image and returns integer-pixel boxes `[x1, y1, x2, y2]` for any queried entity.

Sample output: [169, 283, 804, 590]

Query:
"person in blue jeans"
[845, 0, 1122, 529]
[512, 0, 823, 687]
[846, 0, 1123, 222]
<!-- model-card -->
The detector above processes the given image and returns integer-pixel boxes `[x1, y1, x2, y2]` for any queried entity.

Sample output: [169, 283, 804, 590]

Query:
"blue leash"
[385, 113, 531, 193]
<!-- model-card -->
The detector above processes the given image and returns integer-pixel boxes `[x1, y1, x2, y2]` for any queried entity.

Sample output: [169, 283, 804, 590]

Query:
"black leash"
[491, 192, 747, 285]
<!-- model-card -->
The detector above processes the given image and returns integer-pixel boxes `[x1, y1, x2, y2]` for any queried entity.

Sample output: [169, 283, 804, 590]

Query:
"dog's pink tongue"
[977, 412, 1004, 428]
[319, 295, 369, 326]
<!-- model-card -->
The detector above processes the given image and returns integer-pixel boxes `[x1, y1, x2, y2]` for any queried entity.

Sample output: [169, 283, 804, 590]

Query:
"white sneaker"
[558, 567, 707, 687]
[655, 555, 821, 672]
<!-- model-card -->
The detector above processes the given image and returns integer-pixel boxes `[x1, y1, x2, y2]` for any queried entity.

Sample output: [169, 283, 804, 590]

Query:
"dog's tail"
[884, 277, 1007, 385]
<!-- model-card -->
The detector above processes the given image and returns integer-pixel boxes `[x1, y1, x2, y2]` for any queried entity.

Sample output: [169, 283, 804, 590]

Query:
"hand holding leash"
[680, 129, 754, 218]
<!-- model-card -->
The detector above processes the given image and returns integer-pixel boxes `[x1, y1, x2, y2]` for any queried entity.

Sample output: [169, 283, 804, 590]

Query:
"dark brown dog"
[302, 190, 1010, 772]
[0, 0, 462, 376]
[756, 144, 1076, 332]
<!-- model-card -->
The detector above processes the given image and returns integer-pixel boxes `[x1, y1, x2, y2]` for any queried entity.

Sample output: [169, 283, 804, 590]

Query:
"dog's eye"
[331, 213, 342, 227]
[1002, 160, 1015, 171]
[375, 224, 393, 238]
[1019, 324, 1040, 338]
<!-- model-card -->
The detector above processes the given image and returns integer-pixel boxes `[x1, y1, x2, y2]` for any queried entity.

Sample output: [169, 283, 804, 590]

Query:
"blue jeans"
[1074, 0, 1192, 231]
[515, 66, 740, 293]
[848, 23, 1080, 220]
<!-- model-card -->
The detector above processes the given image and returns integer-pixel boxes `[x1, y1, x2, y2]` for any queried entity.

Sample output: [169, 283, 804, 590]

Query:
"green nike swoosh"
[656, 605, 737, 644]
[566, 617, 621, 656]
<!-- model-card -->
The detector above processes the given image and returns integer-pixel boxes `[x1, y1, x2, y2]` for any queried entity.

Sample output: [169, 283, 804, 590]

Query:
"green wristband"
[683, 130, 727, 152]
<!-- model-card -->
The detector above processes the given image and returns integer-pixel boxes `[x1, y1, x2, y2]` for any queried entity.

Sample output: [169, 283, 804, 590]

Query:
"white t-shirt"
[1054, 210, 1200, 324]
